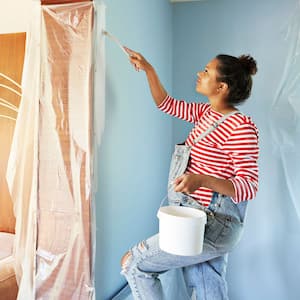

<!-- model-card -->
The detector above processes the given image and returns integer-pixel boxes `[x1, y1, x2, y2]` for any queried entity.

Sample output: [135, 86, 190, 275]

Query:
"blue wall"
[95, 1, 173, 299]
[173, 0, 300, 300]
[95, 0, 300, 299]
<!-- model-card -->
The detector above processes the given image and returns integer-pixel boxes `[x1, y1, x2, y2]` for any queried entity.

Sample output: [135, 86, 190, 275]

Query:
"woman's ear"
[217, 82, 228, 93]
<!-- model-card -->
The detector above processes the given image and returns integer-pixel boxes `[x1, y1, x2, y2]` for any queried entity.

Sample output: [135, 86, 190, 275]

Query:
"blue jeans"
[121, 193, 246, 300]
[121, 144, 247, 299]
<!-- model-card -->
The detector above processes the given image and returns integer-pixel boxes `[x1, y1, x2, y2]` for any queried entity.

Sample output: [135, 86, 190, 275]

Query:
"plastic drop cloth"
[6, 1, 105, 299]
[269, 1, 300, 220]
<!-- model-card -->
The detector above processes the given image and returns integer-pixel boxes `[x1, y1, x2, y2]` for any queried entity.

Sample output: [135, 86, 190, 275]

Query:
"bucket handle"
[159, 180, 180, 208]
[159, 194, 169, 208]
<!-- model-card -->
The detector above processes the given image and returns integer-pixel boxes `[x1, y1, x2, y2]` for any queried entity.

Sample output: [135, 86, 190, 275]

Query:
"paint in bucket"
[157, 206, 207, 256]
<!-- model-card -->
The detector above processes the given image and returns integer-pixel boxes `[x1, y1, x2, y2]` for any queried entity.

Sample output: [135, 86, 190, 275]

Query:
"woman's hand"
[124, 47, 167, 106]
[173, 173, 236, 198]
[173, 174, 203, 194]
[124, 47, 152, 72]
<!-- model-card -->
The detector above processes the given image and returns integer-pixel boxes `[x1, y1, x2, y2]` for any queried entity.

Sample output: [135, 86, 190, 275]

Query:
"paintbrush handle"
[103, 30, 129, 57]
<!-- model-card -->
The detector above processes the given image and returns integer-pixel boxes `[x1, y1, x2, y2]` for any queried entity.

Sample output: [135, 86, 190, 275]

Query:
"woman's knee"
[120, 241, 148, 273]
[121, 251, 131, 268]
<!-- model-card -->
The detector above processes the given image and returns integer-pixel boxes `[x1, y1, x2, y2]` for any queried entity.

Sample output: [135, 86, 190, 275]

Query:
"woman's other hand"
[173, 174, 203, 194]
[174, 173, 236, 198]
[124, 47, 152, 72]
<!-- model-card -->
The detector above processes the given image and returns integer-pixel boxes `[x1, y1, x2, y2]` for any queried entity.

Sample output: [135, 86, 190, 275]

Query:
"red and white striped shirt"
[159, 95, 259, 206]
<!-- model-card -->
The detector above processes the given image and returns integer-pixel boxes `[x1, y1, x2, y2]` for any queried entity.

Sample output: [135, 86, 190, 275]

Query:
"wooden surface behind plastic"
[0, 33, 26, 234]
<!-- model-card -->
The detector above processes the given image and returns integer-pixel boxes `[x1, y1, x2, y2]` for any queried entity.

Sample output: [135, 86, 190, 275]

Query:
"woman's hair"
[216, 54, 257, 105]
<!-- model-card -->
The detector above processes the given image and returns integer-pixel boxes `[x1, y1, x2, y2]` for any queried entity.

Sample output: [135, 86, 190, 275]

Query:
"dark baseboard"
[110, 283, 131, 300]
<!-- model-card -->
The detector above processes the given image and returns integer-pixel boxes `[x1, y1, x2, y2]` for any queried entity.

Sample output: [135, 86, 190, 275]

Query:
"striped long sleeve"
[158, 95, 259, 206]
[158, 95, 208, 124]
[224, 122, 259, 203]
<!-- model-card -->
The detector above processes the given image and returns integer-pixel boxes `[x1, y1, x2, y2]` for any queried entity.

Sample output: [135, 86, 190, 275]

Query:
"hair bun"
[238, 55, 257, 75]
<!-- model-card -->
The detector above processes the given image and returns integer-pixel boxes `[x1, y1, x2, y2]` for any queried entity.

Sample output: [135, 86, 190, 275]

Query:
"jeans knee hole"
[137, 240, 148, 253]
[121, 251, 132, 271]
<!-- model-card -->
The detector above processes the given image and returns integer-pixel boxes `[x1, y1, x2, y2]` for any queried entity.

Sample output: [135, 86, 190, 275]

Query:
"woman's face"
[196, 58, 221, 97]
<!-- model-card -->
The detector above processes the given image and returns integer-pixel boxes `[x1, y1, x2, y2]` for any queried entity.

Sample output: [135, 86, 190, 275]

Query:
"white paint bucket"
[157, 206, 207, 256]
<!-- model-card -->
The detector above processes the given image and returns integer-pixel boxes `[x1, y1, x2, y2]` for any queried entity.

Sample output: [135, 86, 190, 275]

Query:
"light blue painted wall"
[94, 1, 173, 299]
[95, 0, 300, 299]
[173, 0, 300, 299]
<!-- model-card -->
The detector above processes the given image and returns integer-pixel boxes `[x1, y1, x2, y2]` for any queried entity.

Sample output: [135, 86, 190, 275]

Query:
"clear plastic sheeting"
[270, 1, 300, 220]
[6, 1, 105, 299]
[6, 3, 41, 299]
[37, 2, 94, 299]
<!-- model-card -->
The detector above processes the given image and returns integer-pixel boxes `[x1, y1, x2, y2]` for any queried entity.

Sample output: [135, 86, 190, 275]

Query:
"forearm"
[145, 65, 167, 106]
[174, 173, 236, 198]
[125, 47, 167, 106]
[200, 175, 235, 198]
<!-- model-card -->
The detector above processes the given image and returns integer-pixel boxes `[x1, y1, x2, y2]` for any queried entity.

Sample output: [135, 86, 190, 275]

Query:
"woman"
[121, 48, 259, 300]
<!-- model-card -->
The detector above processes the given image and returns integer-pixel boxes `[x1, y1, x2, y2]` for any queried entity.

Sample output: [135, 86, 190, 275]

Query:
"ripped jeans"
[121, 144, 248, 300]
[121, 192, 246, 300]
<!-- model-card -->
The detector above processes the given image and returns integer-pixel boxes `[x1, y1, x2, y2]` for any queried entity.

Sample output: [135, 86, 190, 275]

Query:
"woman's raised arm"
[125, 47, 167, 106]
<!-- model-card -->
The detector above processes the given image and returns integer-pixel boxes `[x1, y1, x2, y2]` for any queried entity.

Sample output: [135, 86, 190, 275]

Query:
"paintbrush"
[102, 30, 129, 57]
